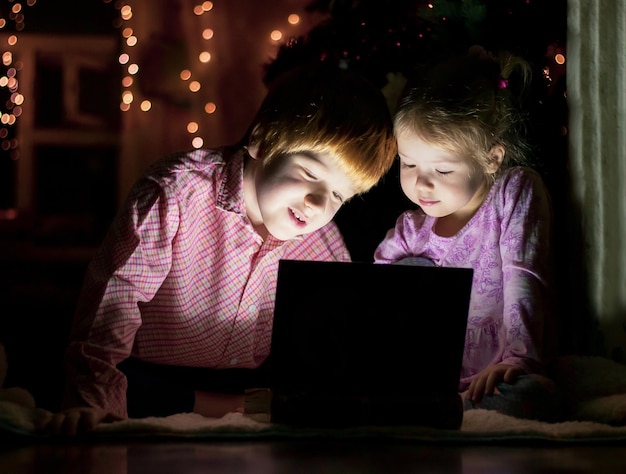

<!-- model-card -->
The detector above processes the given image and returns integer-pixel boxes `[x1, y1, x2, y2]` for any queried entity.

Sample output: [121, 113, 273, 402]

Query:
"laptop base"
[270, 391, 464, 430]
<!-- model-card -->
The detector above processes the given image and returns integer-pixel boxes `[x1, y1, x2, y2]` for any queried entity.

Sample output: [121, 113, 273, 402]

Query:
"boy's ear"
[246, 126, 260, 159]
[246, 142, 259, 159]
[485, 145, 505, 174]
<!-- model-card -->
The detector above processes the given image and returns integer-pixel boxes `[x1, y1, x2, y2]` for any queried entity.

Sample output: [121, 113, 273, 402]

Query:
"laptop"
[268, 259, 473, 430]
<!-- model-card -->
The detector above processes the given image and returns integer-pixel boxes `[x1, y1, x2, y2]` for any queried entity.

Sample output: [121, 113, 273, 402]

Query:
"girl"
[374, 48, 561, 421]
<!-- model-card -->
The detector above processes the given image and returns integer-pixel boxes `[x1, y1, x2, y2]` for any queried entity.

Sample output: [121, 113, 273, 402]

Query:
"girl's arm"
[374, 211, 428, 263]
[498, 168, 554, 373]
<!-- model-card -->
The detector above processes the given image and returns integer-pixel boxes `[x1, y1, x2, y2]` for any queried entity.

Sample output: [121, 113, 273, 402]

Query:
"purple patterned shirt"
[65, 147, 351, 418]
[374, 167, 554, 390]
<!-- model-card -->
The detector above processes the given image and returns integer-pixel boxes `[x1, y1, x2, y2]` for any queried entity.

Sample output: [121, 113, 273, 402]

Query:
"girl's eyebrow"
[399, 152, 460, 165]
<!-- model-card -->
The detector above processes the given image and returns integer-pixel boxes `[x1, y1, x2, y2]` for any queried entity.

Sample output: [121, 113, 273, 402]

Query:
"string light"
[0, 0, 38, 165]
[110, 2, 313, 149]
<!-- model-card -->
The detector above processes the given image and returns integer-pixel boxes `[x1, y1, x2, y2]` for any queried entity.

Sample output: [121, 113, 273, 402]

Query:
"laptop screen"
[269, 259, 472, 428]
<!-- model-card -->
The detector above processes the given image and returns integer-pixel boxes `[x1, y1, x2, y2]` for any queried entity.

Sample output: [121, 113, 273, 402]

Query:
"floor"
[2, 439, 626, 473]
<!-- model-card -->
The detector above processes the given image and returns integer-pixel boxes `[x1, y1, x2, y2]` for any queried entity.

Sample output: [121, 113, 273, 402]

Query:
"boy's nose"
[304, 192, 327, 212]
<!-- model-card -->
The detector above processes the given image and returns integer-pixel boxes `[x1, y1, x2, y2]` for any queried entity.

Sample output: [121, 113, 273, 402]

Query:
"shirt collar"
[216, 146, 247, 216]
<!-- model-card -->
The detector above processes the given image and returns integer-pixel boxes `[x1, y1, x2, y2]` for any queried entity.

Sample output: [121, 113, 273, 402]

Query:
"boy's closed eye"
[302, 168, 318, 181]
[300, 167, 346, 204]
[332, 191, 344, 204]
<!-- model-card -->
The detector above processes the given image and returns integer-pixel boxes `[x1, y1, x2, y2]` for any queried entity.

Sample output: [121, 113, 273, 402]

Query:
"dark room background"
[0, 0, 572, 412]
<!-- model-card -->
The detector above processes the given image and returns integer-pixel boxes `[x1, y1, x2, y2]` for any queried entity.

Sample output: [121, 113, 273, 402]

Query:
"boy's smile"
[243, 150, 356, 241]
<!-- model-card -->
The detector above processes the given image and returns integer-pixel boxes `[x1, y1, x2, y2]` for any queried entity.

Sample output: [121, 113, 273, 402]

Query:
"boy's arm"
[42, 406, 122, 436]
[63, 178, 178, 419]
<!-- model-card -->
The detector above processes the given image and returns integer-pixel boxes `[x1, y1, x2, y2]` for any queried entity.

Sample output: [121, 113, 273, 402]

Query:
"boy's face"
[396, 130, 488, 220]
[247, 151, 357, 241]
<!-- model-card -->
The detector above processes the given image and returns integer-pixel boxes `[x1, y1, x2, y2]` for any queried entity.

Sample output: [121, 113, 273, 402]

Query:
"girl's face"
[245, 151, 357, 241]
[396, 130, 490, 221]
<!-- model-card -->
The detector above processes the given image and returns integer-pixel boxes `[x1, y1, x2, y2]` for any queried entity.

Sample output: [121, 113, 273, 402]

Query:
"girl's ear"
[485, 145, 505, 174]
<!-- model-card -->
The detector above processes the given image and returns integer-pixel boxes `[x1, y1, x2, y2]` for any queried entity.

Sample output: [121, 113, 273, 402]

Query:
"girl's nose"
[415, 173, 433, 188]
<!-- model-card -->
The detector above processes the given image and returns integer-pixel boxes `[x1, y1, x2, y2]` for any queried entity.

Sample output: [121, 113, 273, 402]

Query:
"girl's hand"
[465, 364, 526, 403]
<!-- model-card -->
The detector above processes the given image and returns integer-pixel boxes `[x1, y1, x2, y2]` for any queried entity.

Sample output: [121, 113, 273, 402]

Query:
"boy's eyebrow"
[293, 151, 324, 165]
[294, 152, 357, 197]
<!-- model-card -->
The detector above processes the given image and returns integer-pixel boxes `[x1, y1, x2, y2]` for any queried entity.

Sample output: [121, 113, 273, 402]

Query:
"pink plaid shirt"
[65, 147, 351, 417]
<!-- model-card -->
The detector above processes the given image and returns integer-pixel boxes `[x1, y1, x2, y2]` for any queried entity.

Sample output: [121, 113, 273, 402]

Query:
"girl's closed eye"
[332, 191, 344, 204]
[436, 169, 453, 176]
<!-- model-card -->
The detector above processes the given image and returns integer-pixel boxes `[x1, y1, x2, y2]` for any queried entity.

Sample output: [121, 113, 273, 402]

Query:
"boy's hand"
[42, 407, 118, 436]
[465, 364, 525, 403]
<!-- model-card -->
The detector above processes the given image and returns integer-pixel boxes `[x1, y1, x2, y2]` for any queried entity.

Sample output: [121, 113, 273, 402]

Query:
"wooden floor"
[2, 440, 626, 473]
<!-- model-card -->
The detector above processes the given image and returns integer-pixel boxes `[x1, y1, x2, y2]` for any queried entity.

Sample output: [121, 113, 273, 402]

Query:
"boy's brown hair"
[247, 63, 397, 194]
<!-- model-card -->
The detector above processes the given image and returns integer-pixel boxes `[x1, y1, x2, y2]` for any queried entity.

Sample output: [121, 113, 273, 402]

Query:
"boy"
[47, 63, 397, 435]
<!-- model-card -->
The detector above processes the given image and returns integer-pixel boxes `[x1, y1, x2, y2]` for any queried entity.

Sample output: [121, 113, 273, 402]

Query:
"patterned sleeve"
[498, 169, 554, 373]
[63, 176, 179, 418]
[374, 211, 423, 263]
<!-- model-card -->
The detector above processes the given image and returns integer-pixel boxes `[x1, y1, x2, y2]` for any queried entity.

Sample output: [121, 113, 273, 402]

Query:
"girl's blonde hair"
[246, 63, 397, 195]
[394, 47, 532, 180]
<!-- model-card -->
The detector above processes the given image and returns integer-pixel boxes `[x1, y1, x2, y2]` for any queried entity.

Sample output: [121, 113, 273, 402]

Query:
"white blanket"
[3, 355, 626, 442]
